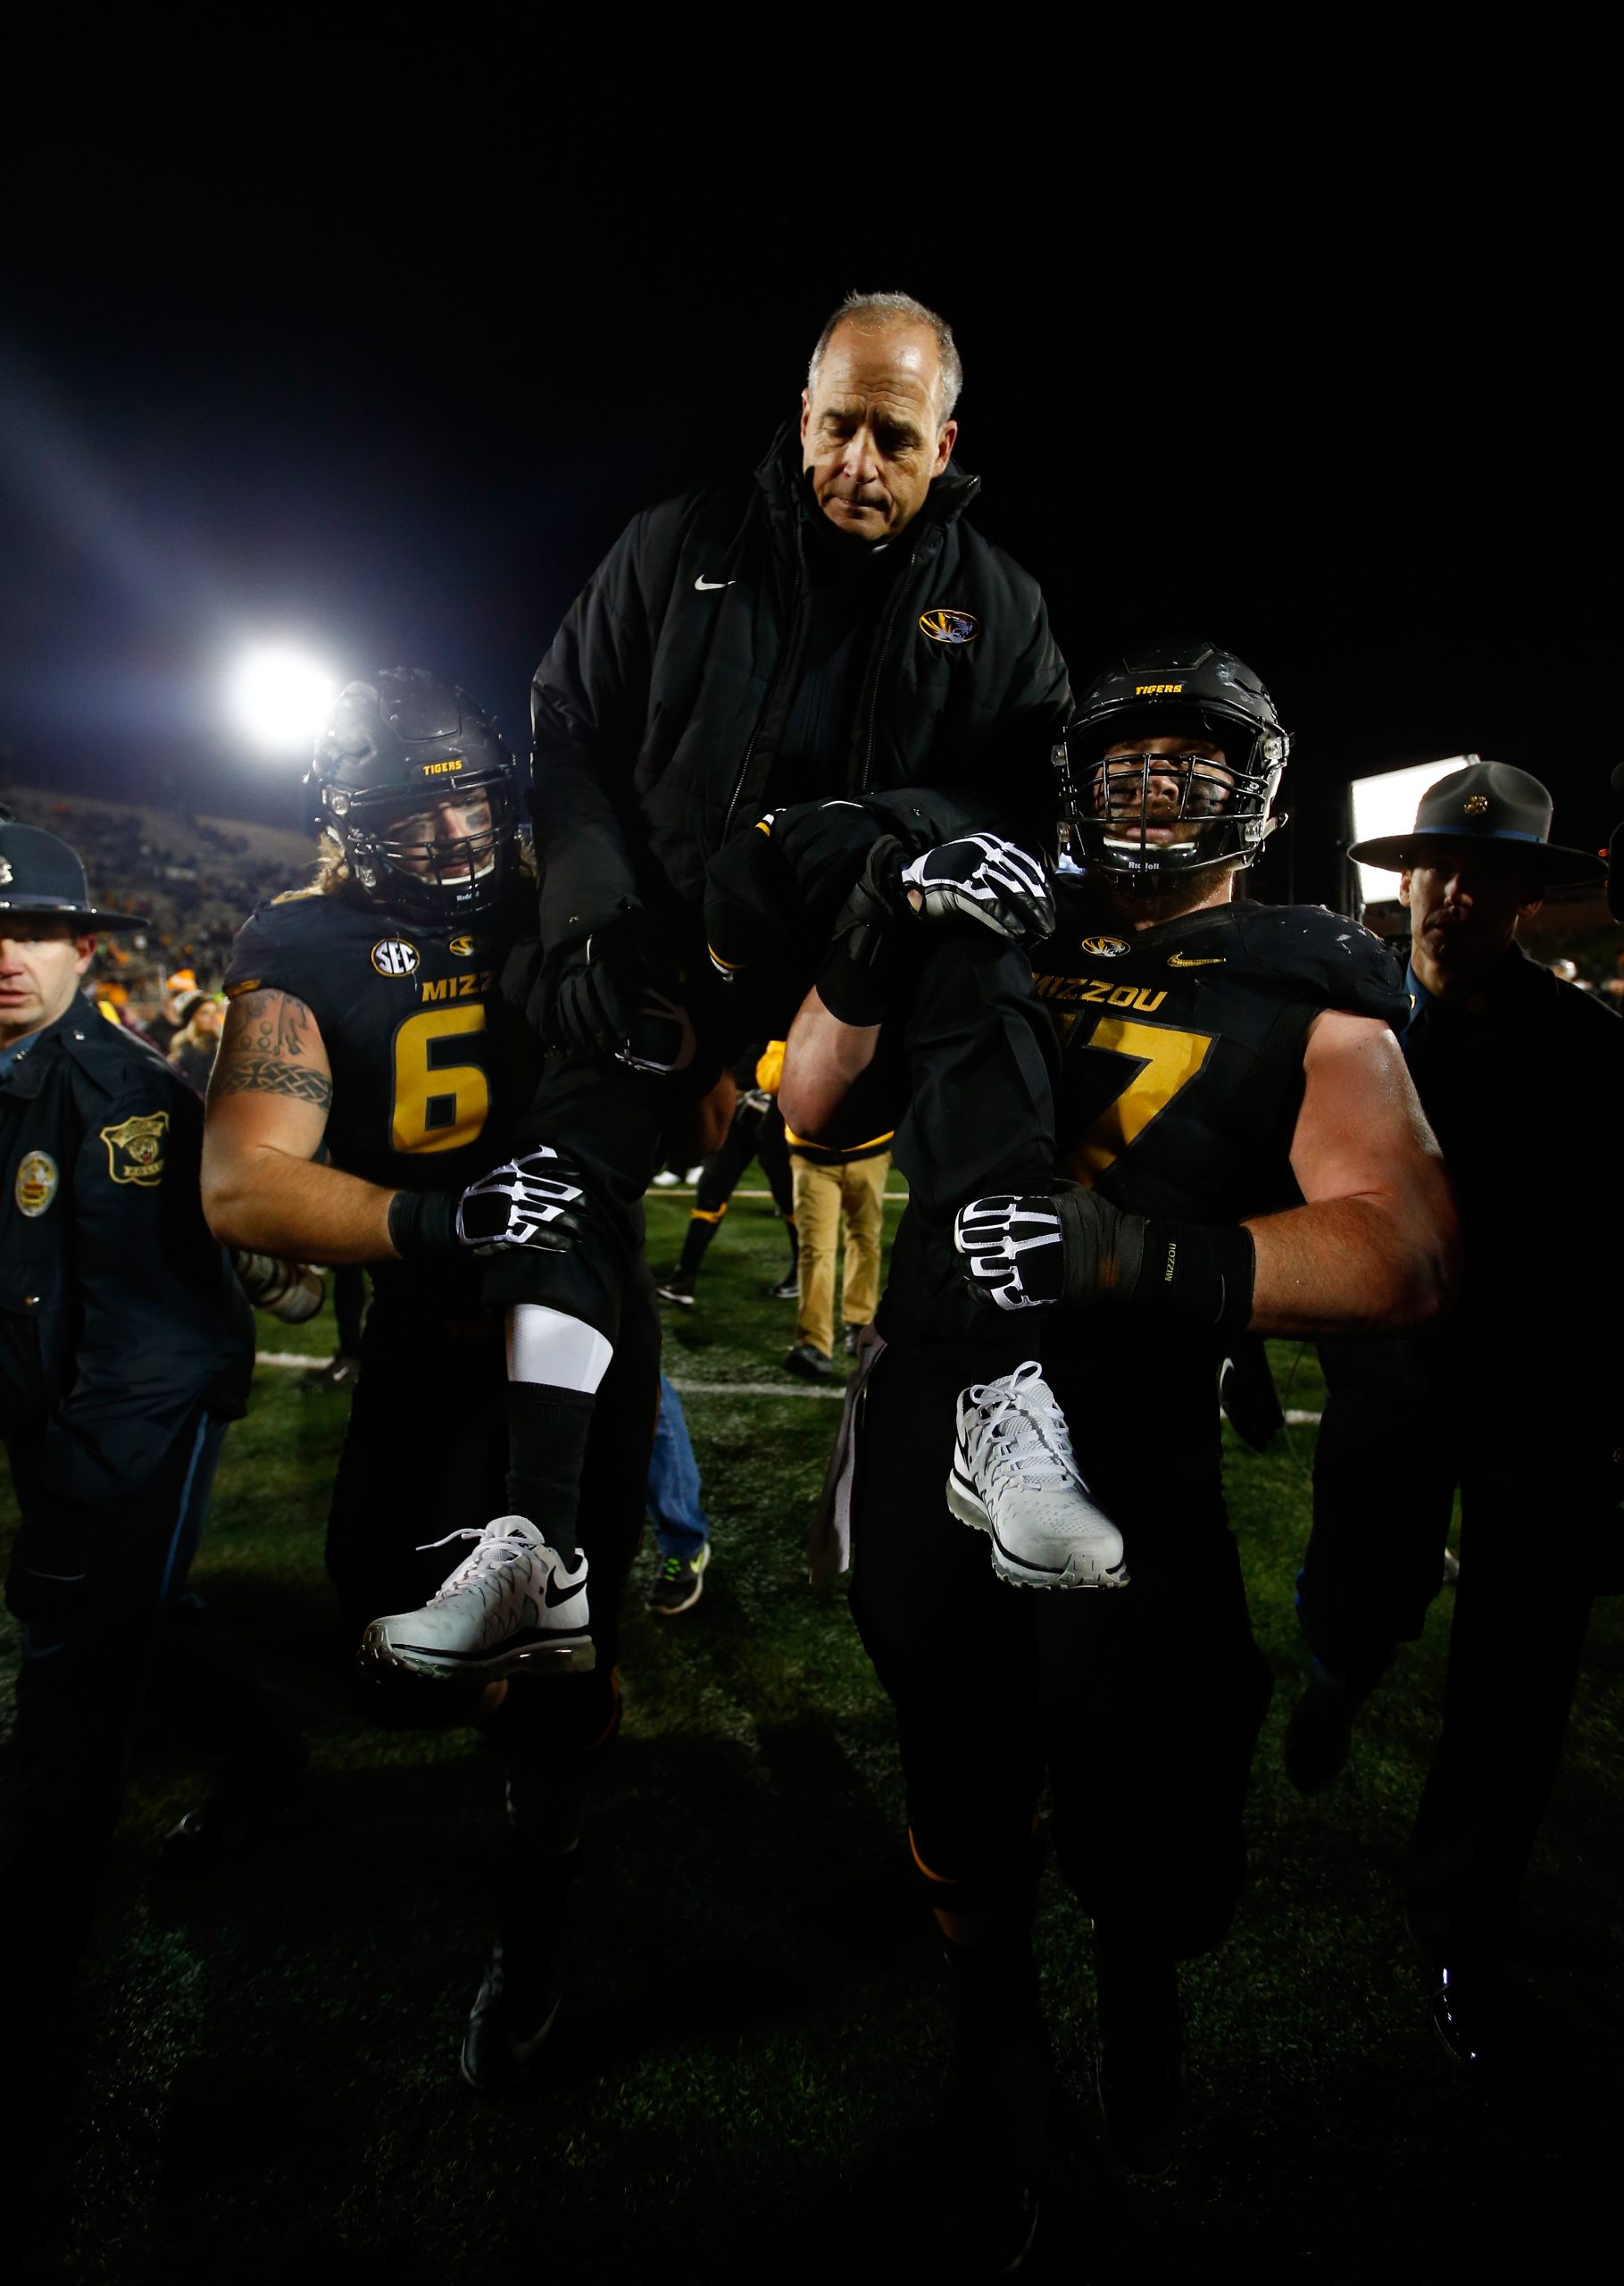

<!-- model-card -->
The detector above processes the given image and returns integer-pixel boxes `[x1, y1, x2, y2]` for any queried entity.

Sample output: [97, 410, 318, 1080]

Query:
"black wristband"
[387, 1187, 459, 1260]
[1129, 1216, 1256, 1331]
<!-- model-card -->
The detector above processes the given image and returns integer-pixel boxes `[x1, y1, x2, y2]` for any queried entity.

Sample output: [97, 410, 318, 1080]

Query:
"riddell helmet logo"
[1135, 682, 1184, 695]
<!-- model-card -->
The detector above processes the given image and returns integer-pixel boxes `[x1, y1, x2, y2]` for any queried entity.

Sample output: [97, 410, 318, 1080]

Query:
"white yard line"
[253, 1349, 1326, 1423]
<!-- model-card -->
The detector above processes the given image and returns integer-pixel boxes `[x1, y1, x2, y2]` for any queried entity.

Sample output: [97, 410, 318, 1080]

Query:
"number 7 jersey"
[1035, 889, 1410, 1225]
[223, 886, 541, 1198]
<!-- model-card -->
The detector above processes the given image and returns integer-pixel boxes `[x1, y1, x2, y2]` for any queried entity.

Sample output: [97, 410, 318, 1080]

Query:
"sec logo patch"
[919, 608, 979, 646]
[371, 939, 421, 978]
[15, 1149, 58, 1217]
[1079, 935, 1130, 957]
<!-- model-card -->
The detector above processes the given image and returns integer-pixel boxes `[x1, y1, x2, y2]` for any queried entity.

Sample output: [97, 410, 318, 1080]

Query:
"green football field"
[3, 1184, 1620, 2282]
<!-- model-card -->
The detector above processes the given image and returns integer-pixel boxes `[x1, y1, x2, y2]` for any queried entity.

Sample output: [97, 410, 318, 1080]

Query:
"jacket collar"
[753, 418, 980, 547]
[0, 995, 95, 1100]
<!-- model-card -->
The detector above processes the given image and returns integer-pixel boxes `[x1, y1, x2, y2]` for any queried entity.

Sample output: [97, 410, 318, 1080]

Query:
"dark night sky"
[2, 160, 1613, 909]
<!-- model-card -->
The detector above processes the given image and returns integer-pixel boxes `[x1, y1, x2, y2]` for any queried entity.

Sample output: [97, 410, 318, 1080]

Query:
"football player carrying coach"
[202, 672, 660, 2091]
[779, 641, 1462, 2265]
[0, 824, 254, 2027]
[1287, 760, 1624, 2073]
[377, 289, 1072, 1678]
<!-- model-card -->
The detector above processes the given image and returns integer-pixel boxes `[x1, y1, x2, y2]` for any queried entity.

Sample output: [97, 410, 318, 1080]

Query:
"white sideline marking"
[649, 1187, 908, 1200]
[254, 1351, 848, 1397]
[254, 1350, 1326, 1422]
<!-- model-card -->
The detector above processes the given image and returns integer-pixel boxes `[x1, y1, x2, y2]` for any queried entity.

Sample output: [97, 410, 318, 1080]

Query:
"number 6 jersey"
[224, 885, 541, 1295]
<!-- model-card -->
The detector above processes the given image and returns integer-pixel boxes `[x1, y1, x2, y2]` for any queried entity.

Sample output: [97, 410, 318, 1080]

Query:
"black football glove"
[954, 1187, 1255, 1327]
[389, 1147, 594, 1260]
[898, 832, 1054, 946]
[545, 922, 696, 1074]
[545, 922, 646, 1057]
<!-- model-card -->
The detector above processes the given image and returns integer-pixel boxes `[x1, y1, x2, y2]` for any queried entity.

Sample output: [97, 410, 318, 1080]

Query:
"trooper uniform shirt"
[224, 886, 542, 1308]
[0, 997, 251, 1549]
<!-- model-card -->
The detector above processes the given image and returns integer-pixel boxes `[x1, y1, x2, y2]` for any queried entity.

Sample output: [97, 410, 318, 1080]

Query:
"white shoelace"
[414, 1525, 537, 1605]
[966, 1362, 1085, 1492]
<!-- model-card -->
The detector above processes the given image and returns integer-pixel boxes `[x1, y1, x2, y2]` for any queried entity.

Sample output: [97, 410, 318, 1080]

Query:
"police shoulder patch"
[15, 1149, 58, 1216]
[100, 1111, 170, 1187]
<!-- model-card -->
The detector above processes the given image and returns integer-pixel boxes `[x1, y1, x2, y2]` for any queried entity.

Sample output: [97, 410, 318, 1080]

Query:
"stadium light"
[229, 644, 337, 756]
[1348, 758, 1472, 905]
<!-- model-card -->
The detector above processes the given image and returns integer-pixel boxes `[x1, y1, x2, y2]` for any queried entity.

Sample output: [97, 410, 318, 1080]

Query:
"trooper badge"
[99, 1111, 170, 1187]
[15, 1150, 58, 1216]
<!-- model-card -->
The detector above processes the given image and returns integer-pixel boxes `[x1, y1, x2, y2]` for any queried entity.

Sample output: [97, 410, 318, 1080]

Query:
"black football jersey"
[224, 888, 541, 1305]
[882, 892, 1407, 1378]
[1033, 890, 1408, 1225]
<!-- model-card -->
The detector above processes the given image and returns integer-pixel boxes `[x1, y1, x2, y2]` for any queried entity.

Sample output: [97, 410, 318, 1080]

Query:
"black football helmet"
[1054, 638, 1289, 889]
[309, 670, 519, 921]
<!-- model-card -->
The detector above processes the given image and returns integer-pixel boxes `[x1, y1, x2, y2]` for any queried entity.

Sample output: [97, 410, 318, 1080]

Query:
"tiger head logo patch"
[100, 1111, 170, 1187]
[919, 608, 979, 646]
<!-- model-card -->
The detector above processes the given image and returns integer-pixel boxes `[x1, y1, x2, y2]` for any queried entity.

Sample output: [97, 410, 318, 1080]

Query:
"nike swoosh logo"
[544, 1572, 585, 1608]
[1167, 955, 1225, 967]
[694, 575, 735, 591]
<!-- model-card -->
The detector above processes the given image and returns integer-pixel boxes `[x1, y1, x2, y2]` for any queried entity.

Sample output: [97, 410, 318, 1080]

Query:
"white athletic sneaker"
[947, 1362, 1129, 1590]
[361, 1517, 595, 1681]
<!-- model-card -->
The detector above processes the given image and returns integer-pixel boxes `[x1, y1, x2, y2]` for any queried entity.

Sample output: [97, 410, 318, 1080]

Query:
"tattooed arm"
[202, 989, 400, 1263]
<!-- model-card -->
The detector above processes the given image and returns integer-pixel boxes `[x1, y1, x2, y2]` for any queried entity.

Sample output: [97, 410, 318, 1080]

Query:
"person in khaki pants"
[783, 1128, 892, 1381]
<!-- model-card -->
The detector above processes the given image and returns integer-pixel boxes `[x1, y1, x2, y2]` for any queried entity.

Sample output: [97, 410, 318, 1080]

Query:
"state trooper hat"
[1346, 756, 1606, 885]
[0, 822, 147, 930]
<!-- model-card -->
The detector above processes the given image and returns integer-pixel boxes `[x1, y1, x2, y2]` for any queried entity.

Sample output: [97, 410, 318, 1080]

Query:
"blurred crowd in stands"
[0, 783, 311, 1012]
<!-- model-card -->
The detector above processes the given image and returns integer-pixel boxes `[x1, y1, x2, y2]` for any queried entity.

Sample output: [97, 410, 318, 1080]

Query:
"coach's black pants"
[851, 1340, 1272, 1961]
[327, 1285, 659, 1763]
[1299, 1342, 1603, 1968]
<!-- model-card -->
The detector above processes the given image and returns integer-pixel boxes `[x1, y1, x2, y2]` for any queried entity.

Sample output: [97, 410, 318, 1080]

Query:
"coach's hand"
[545, 922, 650, 1059]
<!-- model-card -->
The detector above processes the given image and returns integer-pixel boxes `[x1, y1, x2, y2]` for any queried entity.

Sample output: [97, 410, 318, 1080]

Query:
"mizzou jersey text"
[881, 893, 1408, 1367]
[225, 888, 541, 1193]
[1035, 892, 1408, 1220]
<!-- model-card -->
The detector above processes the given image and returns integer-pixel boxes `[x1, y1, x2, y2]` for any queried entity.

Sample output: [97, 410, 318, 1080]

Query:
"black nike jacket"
[529, 421, 1071, 953]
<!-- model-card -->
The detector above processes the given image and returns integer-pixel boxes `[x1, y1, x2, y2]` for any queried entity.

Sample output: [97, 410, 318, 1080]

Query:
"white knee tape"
[507, 1304, 613, 1393]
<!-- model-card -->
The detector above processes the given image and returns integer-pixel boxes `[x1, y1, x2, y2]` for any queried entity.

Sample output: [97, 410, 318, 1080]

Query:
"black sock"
[505, 1382, 595, 1562]
[677, 1213, 721, 1278]
[783, 1216, 799, 1278]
